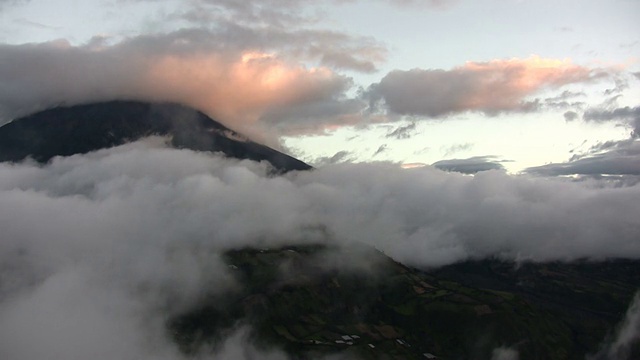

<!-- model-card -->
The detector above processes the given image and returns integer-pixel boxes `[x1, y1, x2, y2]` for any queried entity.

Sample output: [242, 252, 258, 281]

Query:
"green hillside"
[169, 243, 640, 359]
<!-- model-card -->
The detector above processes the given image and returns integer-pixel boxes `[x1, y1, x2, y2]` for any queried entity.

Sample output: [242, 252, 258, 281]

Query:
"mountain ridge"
[0, 100, 311, 173]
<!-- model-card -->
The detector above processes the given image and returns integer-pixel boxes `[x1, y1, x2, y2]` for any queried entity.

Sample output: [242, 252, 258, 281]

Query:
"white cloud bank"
[1, 139, 640, 359]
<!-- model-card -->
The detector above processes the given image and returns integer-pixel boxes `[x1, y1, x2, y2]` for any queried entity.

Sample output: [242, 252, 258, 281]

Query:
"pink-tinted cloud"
[0, 33, 362, 142]
[144, 52, 349, 127]
[368, 56, 610, 117]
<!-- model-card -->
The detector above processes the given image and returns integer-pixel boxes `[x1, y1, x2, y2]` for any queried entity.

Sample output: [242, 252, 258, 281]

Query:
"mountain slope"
[170, 243, 640, 360]
[0, 101, 311, 172]
[2, 101, 638, 359]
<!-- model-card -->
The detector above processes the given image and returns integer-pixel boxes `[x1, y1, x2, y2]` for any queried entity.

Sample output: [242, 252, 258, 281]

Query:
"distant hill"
[170, 243, 640, 360]
[0, 101, 311, 173]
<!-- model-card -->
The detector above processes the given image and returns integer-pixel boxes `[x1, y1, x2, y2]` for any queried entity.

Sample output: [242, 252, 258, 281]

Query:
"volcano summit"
[0, 100, 311, 173]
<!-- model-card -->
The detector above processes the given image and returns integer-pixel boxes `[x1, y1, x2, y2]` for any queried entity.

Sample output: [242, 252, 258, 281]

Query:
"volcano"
[0, 100, 311, 173]
[1, 100, 638, 359]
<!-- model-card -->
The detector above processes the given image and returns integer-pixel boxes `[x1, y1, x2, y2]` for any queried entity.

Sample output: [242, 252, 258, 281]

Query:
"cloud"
[442, 142, 474, 157]
[153, 0, 459, 28]
[383, 0, 459, 8]
[11, 17, 61, 30]
[386, 122, 417, 139]
[603, 77, 629, 96]
[310, 150, 355, 166]
[533, 108, 640, 181]
[492, 347, 519, 360]
[0, 32, 366, 140]
[2, 139, 640, 267]
[432, 156, 505, 174]
[564, 110, 579, 122]
[1, 140, 640, 358]
[175, 0, 315, 27]
[1, 0, 400, 139]
[125, 0, 389, 73]
[588, 292, 640, 360]
[0, 0, 29, 11]
[373, 144, 388, 156]
[525, 140, 640, 178]
[531, 89, 586, 111]
[583, 106, 640, 138]
[367, 56, 609, 118]
[212, 327, 289, 360]
[542, 90, 585, 103]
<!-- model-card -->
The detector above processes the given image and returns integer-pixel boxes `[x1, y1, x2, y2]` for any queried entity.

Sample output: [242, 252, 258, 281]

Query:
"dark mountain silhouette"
[0, 100, 311, 172]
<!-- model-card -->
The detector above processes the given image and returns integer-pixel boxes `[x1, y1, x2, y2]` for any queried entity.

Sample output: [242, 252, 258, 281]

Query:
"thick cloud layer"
[1, 140, 640, 358]
[367, 56, 608, 117]
[0, 33, 365, 140]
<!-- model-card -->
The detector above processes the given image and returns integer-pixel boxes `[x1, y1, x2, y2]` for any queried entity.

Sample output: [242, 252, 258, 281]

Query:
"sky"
[1, 1, 640, 359]
[0, 0, 638, 174]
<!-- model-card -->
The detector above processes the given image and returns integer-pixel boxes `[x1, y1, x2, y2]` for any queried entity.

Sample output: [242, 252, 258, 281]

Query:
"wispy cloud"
[386, 122, 417, 139]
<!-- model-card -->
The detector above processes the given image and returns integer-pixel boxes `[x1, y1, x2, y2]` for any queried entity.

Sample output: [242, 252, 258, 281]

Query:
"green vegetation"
[168, 243, 640, 359]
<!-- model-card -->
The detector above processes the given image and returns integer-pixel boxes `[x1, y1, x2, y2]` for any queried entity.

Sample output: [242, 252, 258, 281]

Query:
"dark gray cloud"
[526, 140, 640, 177]
[432, 156, 505, 174]
[373, 144, 388, 156]
[583, 106, 640, 138]
[530, 89, 586, 112]
[603, 77, 629, 96]
[386, 122, 417, 139]
[564, 110, 579, 122]
[1, 140, 640, 358]
[544, 90, 585, 102]
[310, 150, 355, 166]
